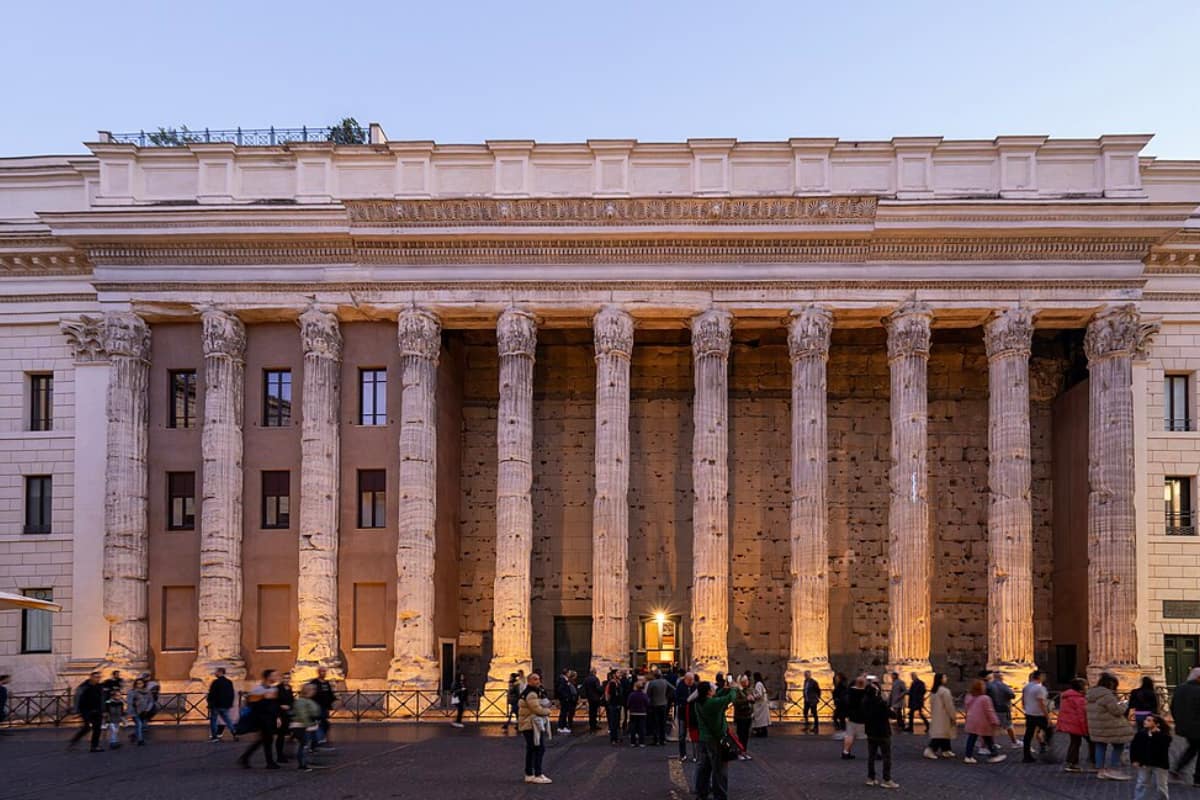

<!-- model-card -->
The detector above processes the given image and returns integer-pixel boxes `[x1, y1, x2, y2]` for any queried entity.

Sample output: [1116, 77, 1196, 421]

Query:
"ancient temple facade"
[1, 131, 1199, 700]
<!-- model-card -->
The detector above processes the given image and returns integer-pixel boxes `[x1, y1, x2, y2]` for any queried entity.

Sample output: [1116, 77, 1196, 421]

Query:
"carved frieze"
[497, 308, 537, 358]
[299, 305, 343, 361]
[691, 309, 733, 358]
[592, 306, 634, 359]
[102, 312, 151, 361]
[1084, 304, 1159, 362]
[787, 305, 834, 362]
[884, 300, 933, 361]
[983, 306, 1035, 360]
[397, 307, 442, 362]
[200, 308, 246, 359]
[60, 315, 108, 364]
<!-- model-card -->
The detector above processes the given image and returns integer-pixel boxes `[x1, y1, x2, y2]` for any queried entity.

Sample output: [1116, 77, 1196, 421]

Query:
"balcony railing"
[1166, 417, 1194, 432]
[108, 126, 344, 148]
[1167, 510, 1197, 536]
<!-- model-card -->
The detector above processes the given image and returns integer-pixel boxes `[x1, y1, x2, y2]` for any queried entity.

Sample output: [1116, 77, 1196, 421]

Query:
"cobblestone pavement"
[2, 722, 1199, 799]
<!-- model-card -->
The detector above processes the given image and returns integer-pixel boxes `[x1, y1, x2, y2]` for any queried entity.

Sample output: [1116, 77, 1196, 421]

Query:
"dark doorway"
[1055, 644, 1078, 686]
[440, 640, 456, 693]
[1165, 635, 1199, 689]
[553, 617, 592, 693]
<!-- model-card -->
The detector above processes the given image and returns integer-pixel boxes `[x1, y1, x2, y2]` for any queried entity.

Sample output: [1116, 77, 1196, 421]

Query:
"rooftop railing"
[103, 125, 367, 148]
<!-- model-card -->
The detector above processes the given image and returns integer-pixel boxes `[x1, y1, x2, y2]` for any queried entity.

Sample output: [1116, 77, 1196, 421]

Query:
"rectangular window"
[257, 584, 291, 650]
[262, 470, 290, 529]
[168, 370, 198, 429]
[21, 589, 53, 653]
[352, 583, 387, 648]
[161, 585, 198, 651]
[1165, 476, 1196, 536]
[359, 368, 387, 425]
[24, 475, 52, 534]
[167, 472, 196, 530]
[358, 469, 386, 528]
[263, 369, 292, 427]
[1166, 374, 1192, 432]
[29, 373, 52, 431]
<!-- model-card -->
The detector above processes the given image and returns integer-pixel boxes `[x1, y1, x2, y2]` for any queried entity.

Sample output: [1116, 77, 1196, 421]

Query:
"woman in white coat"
[924, 673, 958, 759]
[751, 672, 771, 737]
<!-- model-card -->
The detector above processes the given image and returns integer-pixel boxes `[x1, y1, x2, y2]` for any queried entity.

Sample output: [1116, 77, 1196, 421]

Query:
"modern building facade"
[0, 130, 1198, 701]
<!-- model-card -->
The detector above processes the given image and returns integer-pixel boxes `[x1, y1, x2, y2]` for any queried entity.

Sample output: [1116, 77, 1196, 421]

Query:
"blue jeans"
[292, 729, 313, 769]
[131, 715, 147, 743]
[1094, 741, 1125, 769]
[1134, 766, 1169, 800]
[210, 707, 236, 739]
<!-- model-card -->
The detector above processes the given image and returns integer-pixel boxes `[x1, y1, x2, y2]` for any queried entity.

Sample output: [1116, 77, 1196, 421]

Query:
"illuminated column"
[101, 312, 151, 670]
[190, 308, 247, 681]
[388, 308, 442, 690]
[293, 305, 343, 682]
[884, 300, 933, 679]
[589, 306, 634, 675]
[984, 307, 1038, 686]
[784, 305, 835, 699]
[1084, 304, 1157, 686]
[690, 309, 732, 679]
[485, 308, 537, 695]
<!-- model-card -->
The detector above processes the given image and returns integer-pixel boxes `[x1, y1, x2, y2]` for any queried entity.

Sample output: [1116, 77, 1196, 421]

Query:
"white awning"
[0, 591, 62, 612]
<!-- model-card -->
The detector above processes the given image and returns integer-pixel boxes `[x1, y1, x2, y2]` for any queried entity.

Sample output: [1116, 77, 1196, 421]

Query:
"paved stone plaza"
[3, 722, 1199, 799]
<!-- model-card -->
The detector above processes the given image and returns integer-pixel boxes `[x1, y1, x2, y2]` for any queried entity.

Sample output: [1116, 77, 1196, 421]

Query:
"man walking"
[207, 667, 238, 742]
[555, 668, 572, 734]
[238, 669, 281, 769]
[986, 671, 1018, 748]
[1171, 667, 1200, 787]
[802, 670, 822, 734]
[888, 672, 907, 732]
[1021, 670, 1053, 762]
[68, 671, 105, 752]
[906, 672, 928, 734]
[647, 669, 672, 746]
[583, 668, 604, 733]
[306, 666, 336, 748]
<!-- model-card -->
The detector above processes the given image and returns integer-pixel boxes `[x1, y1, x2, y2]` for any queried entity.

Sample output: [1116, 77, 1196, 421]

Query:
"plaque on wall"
[1163, 600, 1200, 619]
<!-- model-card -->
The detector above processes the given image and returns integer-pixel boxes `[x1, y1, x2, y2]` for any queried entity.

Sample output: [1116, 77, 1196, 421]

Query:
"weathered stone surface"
[884, 300, 933, 679]
[190, 309, 247, 681]
[690, 309, 732, 679]
[1084, 304, 1158, 684]
[294, 305, 343, 682]
[784, 305, 835, 695]
[389, 308, 442, 689]
[485, 309, 537, 693]
[590, 307, 634, 674]
[984, 307, 1037, 685]
[102, 312, 152, 670]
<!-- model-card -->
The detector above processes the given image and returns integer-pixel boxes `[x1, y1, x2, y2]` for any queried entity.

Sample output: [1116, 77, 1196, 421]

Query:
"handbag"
[450, 695, 460, 706]
[718, 727, 740, 761]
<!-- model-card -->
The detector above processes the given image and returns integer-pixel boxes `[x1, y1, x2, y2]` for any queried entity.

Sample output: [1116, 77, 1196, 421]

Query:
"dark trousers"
[316, 709, 330, 744]
[803, 700, 819, 731]
[1023, 714, 1052, 758]
[833, 705, 846, 731]
[1174, 736, 1200, 784]
[629, 714, 647, 745]
[606, 703, 622, 742]
[651, 705, 669, 744]
[677, 710, 690, 757]
[588, 699, 600, 731]
[522, 729, 545, 776]
[696, 739, 728, 800]
[867, 737, 892, 781]
[929, 737, 953, 754]
[735, 717, 752, 752]
[565, 698, 577, 728]
[966, 733, 995, 758]
[558, 702, 569, 730]
[70, 713, 103, 749]
[455, 702, 465, 725]
[275, 714, 290, 761]
[240, 726, 278, 767]
[907, 707, 928, 732]
[1066, 733, 1094, 766]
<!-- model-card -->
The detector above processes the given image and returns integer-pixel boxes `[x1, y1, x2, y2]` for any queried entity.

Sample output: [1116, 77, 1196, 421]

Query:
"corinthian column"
[293, 306, 343, 682]
[690, 309, 732, 679]
[984, 307, 1037, 685]
[389, 308, 442, 690]
[784, 305, 835, 700]
[485, 308, 537, 696]
[884, 300, 933, 678]
[102, 312, 151, 670]
[590, 306, 634, 675]
[190, 309, 247, 681]
[1084, 304, 1157, 686]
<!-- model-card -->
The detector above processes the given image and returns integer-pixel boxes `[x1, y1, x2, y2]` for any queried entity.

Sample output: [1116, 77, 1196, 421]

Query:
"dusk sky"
[3, 0, 1197, 158]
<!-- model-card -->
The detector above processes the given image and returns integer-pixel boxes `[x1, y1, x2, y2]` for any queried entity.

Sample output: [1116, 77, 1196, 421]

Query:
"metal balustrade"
[108, 126, 349, 148]
[1167, 510, 1197, 536]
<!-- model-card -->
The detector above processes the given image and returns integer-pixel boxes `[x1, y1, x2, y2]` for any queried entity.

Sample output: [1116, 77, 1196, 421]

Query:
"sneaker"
[524, 776, 536, 784]
[841, 752, 856, 760]
[743, 753, 753, 761]
[737, 754, 748, 761]
[451, 722, 464, 729]
[962, 757, 978, 764]
[832, 731, 847, 740]
[879, 780, 900, 789]
[988, 754, 1008, 764]
[299, 767, 313, 773]
[1106, 771, 1132, 782]
[1064, 764, 1081, 773]
[865, 779, 878, 786]
[208, 736, 220, 743]
[533, 775, 553, 784]
[923, 748, 938, 760]
[940, 751, 956, 759]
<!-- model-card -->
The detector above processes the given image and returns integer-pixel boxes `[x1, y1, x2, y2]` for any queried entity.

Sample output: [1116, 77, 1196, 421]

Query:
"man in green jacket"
[694, 681, 734, 800]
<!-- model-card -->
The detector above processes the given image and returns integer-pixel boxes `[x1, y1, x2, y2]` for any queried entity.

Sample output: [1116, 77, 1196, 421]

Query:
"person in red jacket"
[1056, 678, 1093, 773]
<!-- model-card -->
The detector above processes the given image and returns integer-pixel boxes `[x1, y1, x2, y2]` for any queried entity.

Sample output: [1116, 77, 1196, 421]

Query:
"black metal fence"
[109, 126, 343, 148]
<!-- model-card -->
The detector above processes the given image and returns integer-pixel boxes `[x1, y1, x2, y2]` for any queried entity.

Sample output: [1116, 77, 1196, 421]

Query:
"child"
[1130, 714, 1171, 799]
[290, 684, 322, 772]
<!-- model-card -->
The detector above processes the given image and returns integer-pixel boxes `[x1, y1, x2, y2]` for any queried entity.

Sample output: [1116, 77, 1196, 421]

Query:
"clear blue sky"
[4, 0, 1197, 158]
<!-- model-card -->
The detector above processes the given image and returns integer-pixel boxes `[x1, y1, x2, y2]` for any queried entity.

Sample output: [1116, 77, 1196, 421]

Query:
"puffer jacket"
[963, 693, 999, 736]
[1086, 685, 1133, 744]
[1055, 689, 1088, 736]
[517, 685, 550, 733]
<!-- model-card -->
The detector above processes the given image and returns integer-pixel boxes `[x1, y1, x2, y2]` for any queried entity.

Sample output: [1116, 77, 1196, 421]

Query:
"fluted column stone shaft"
[1085, 304, 1157, 685]
[294, 306, 343, 682]
[784, 306, 835, 695]
[102, 313, 152, 670]
[190, 309, 247, 680]
[690, 309, 732, 679]
[590, 307, 634, 675]
[984, 307, 1037, 683]
[485, 309, 538, 692]
[884, 301, 933, 676]
[389, 308, 442, 689]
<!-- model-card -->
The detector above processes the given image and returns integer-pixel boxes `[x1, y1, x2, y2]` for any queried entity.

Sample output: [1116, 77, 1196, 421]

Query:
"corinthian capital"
[200, 308, 245, 360]
[102, 312, 151, 361]
[884, 300, 933, 362]
[983, 306, 1035, 361]
[397, 307, 442, 362]
[299, 305, 342, 361]
[691, 309, 732, 358]
[788, 305, 833, 362]
[593, 306, 634, 359]
[60, 315, 108, 364]
[497, 308, 537, 358]
[1084, 304, 1159, 363]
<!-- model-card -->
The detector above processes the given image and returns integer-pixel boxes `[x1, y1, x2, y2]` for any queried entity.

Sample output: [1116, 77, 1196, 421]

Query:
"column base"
[1086, 663, 1149, 691]
[483, 656, 532, 719]
[188, 658, 247, 683]
[292, 656, 345, 685]
[986, 660, 1038, 690]
[385, 678, 440, 717]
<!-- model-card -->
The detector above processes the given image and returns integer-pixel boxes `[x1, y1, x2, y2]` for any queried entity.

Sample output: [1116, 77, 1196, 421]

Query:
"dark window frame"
[167, 471, 196, 531]
[1165, 374, 1193, 432]
[23, 475, 52, 534]
[168, 370, 198, 429]
[261, 470, 291, 529]
[359, 368, 387, 426]
[263, 369, 292, 427]
[21, 588, 53, 654]
[29, 373, 53, 431]
[1165, 476, 1196, 536]
[357, 469, 386, 528]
